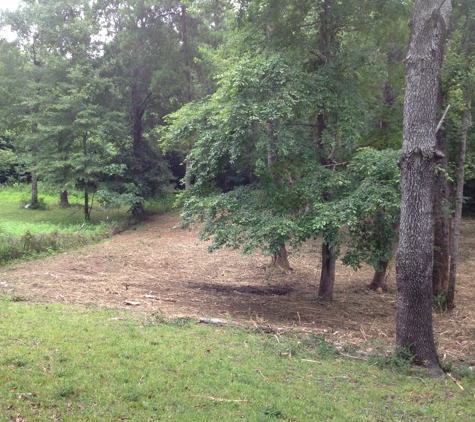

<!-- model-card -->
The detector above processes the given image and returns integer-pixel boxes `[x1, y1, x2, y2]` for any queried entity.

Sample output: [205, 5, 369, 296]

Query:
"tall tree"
[396, 0, 451, 377]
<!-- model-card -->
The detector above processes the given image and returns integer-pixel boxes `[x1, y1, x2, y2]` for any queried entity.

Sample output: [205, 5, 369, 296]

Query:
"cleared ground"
[1, 213, 474, 363]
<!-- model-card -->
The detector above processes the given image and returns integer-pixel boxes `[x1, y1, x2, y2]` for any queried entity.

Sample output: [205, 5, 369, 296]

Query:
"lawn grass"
[0, 299, 473, 421]
[0, 184, 128, 230]
[0, 184, 174, 265]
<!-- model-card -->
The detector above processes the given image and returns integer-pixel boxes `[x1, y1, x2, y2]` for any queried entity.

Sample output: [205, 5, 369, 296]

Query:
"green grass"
[0, 300, 474, 421]
[0, 184, 174, 265]
[0, 184, 128, 227]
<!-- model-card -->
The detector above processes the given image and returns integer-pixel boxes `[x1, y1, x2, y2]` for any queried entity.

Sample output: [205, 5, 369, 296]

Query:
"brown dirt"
[1, 213, 474, 363]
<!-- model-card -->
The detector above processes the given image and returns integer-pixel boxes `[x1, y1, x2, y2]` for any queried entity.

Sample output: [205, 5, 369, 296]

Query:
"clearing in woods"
[1, 213, 474, 363]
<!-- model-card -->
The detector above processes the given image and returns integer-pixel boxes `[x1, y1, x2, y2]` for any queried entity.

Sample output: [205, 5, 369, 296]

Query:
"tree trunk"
[318, 242, 335, 301]
[30, 133, 38, 207]
[83, 132, 90, 221]
[181, 5, 193, 190]
[60, 190, 69, 207]
[84, 187, 89, 220]
[185, 156, 191, 190]
[266, 121, 291, 270]
[315, 112, 337, 300]
[446, 106, 470, 310]
[369, 260, 389, 292]
[272, 248, 292, 272]
[396, 0, 451, 377]
[31, 170, 38, 207]
[432, 92, 450, 296]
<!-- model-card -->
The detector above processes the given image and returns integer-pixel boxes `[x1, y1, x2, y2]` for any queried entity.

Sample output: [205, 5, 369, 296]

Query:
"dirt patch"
[1, 213, 474, 364]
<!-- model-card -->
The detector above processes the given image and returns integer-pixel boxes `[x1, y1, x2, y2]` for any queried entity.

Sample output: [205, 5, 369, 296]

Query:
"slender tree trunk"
[60, 190, 69, 207]
[83, 132, 90, 221]
[432, 91, 450, 296]
[315, 112, 336, 300]
[30, 169, 38, 207]
[84, 188, 89, 221]
[185, 155, 191, 190]
[446, 105, 470, 309]
[318, 242, 335, 300]
[266, 121, 291, 271]
[30, 131, 38, 207]
[181, 4, 193, 190]
[131, 86, 151, 171]
[396, 0, 451, 377]
[369, 260, 390, 292]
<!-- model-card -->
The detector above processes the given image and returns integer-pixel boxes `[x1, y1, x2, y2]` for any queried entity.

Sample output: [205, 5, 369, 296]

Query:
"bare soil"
[1, 213, 474, 363]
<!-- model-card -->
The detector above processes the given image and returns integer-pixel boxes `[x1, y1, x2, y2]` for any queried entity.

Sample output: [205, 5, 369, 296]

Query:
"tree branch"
[436, 104, 450, 133]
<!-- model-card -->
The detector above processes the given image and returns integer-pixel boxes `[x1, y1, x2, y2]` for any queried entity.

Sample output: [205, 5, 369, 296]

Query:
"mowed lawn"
[0, 300, 474, 422]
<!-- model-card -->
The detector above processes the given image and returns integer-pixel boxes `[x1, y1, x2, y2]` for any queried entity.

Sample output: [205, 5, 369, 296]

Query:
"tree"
[443, 0, 475, 309]
[396, 0, 451, 377]
[337, 148, 401, 292]
[164, 0, 413, 300]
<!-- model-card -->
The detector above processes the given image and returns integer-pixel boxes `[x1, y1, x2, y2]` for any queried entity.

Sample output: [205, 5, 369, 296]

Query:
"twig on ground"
[447, 373, 464, 390]
[301, 359, 323, 364]
[189, 395, 248, 403]
[339, 353, 368, 361]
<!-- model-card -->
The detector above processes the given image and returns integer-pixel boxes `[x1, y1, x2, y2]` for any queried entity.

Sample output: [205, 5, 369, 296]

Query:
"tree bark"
[369, 260, 389, 292]
[30, 169, 38, 207]
[83, 132, 90, 221]
[432, 124, 450, 296]
[60, 190, 69, 207]
[315, 112, 336, 300]
[396, 0, 451, 377]
[318, 242, 335, 300]
[446, 106, 470, 309]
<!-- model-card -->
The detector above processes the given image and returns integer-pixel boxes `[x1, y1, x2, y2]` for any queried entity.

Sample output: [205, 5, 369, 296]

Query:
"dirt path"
[1, 213, 474, 363]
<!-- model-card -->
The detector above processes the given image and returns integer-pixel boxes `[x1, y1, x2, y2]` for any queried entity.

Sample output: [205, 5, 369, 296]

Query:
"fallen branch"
[338, 353, 368, 361]
[199, 317, 241, 327]
[189, 395, 248, 403]
[447, 373, 464, 390]
[436, 104, 451, 133]
[301, 359, 323, 364]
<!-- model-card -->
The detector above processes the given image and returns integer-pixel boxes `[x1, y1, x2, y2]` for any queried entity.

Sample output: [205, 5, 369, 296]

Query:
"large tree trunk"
[446, 106, 470, 309]
[318, 242, 336, 300]
[396, 0, 451, 377]
[432, 93, 450, 296]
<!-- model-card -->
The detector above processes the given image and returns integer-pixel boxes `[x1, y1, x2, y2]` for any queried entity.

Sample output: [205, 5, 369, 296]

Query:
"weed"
[369, 345, 415, 374]
[3, 356, 28, 368]
[261, 405, 284, 419]
[147, 314, 195, 327]
[433, 291, 448, 312]
[303, 334, 339, 359]
[55, 386, 76, 398]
